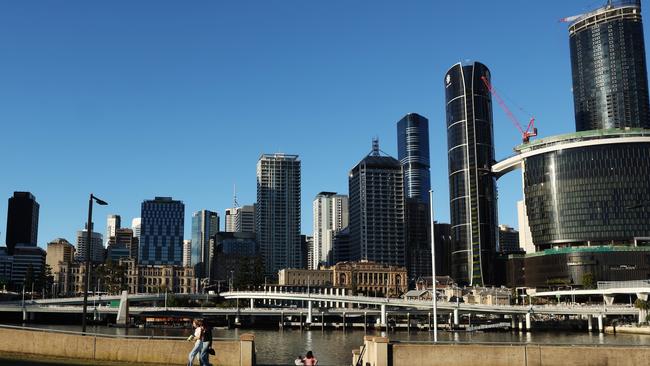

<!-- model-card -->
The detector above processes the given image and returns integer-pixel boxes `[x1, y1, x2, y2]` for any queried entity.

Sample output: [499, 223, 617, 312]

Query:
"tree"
[581, 272, 595, 289]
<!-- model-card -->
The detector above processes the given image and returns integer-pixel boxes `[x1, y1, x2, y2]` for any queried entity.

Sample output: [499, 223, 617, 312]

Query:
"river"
[10, 324, 650, 365]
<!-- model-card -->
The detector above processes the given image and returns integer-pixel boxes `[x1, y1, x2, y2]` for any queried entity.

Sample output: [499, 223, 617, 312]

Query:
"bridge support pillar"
[22, 308, 27, 322]
[250, 298, 254, 309]
[525, 312, 531, 332]
[306, 301, 313, 324]
[598, 314, 604, 333]
[453, 308, 459, 327]
[380, 304, 387, 327]
[116, 290, 129, 326]
[588, 315, 593, 332]
[518, 315, 524, 331]
[638, 292, 649, 301]
[510, 314, 516, 329]
[603, 295, 615, 306]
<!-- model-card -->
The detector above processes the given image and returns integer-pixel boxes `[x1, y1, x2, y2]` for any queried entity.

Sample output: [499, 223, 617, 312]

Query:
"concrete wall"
[0, 327, 255, 366]
[355, 336, 650, 366]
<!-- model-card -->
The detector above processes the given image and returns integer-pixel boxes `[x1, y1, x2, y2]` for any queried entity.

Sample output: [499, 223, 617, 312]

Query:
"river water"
[11, 324, 650, 365]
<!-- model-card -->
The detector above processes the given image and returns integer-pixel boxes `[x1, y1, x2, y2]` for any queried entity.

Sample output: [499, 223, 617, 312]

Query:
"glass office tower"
[139, 197, 185, 265]
[569, 0, 650, 131]
[444, 62, 498, 286]
[5, 192, 39, 255]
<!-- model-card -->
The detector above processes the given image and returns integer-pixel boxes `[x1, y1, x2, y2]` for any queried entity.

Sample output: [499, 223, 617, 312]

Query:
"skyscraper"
[75, 224, 104, 263]
[224, 205, 257, 233]
[445, 62, 498, 286]
[106, 228, 138, 262]
[397, 113, 433, 280]
[183, 239, 192, 267]
[397, 113, 431, 203]
[349, 139, 406, 267]
[569, 0, 650, 131]
[139, 197, 184, 265]
[256, 153, 302, 275]
[5, 192, 39, 255]
[191, 210, 220, 278]
[312, 192, 349, 269]
[131, 218, 141, 240]
[106, 215, 121, 245]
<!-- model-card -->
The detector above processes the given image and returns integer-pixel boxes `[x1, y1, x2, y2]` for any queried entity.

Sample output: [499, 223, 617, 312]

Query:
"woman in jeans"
[187, 319, 210, 366]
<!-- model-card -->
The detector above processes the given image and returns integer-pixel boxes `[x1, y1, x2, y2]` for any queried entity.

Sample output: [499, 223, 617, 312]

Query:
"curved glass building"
[569, 0, 650, 131]
[444, 62, 498, 286]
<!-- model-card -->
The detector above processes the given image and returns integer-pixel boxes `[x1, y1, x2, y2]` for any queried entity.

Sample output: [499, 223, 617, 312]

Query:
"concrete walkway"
[0, 352, 152, 366]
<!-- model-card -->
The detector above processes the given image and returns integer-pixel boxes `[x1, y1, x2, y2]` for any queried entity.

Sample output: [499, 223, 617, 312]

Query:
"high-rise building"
[225, 205, 257, 233]
[235, 205, 256, 233]
[349, 140, 406, 267]
[139, 197, 184, 265]
[445, 62, 499, 286]
[224, 208, 236, 232]
[46, 238, 75, 276]
[397, 113, 431, 203]
[105, 215, 121, 245]
[498, 225, 522, 254]
[331, 227, 351, 264]
[569, 0, 650, 131]
[256, 153, 302, 275]
[5, 192, 39, 255]
[107, 228, 138, 262]
[312, 192, 349, 269]
[75, 224, 104, 263]
[397, 113, 433, 280]
[191, 210, 220, 278]
[183, 240, 192, 267]
[131, 218, 141, 240]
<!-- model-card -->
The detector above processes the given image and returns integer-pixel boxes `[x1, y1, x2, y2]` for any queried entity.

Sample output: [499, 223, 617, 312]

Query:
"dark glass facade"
[397, 113, 431, 203]
[524, 142, 650, 247]
[139, 197, 185, 265]
[445, 62, 499, 286]
[5, 192, 39, 255]
[507, 247, 650, 288]
[348, 143, 406, 267]
[569, 0, 650, 131]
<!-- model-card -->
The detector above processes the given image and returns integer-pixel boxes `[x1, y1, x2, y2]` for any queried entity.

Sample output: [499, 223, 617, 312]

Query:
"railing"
[597, 280, 650, 290]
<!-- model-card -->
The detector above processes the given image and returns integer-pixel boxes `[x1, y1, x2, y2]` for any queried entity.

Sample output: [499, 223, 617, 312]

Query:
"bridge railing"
[597, 280, 650, 289]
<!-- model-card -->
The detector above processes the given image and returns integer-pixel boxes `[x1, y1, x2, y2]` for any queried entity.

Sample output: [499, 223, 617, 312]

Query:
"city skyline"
[1, 1, 643, 247]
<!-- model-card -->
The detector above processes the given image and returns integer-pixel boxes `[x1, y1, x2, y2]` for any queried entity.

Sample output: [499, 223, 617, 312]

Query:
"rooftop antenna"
[371, 137, 380, 156]
[233, 183, 240, 208]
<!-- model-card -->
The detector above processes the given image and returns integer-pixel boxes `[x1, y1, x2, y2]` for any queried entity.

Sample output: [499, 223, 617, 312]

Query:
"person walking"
[303, 351, 318, 365]
[199, 319, 214, 366]
[187, 319, 205, 366]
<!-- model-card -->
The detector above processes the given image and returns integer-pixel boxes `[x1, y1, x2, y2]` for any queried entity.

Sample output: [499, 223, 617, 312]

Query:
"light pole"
[82, 193, 108, 333]
[429, 189, 438, 342]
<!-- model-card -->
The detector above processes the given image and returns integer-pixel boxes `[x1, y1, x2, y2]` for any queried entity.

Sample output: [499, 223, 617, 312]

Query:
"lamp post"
[81, 193, 108, 333]
[429, 189, 438, 342]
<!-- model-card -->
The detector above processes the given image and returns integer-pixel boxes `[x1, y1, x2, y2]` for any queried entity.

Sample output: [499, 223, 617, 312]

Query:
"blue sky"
[0, 0, 640, 248]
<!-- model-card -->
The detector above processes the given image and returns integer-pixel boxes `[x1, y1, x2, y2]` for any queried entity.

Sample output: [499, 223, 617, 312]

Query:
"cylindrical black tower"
[569, 0, 650, 131]
[444, 62, 498, 286]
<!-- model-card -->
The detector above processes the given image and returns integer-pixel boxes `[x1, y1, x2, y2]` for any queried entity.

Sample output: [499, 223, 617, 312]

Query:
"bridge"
[220, 290, 640, 332]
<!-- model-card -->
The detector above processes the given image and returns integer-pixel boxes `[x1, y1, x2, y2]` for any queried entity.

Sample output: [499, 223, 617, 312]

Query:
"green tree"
[581, 272, 595, 289]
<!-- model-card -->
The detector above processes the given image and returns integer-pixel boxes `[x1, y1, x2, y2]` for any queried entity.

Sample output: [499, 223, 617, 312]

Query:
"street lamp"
[82, 193, 108, 333]
[429, 189, 438, 342]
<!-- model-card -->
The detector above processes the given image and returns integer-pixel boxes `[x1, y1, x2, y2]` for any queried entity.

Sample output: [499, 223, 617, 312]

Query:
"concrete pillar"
[525, 312, 531, 332]
[373, 337, 389, 366]
[453, 308, 459, 326]
[116, 290, 129, 326]
[598, 314, 604, 333]
[380, 304, 387, 326]
[239, 334, 255, 366]
[250, 299, 254, 309]
[518, 315, 524, 330]
[342, 312, 346, 330]
[588, 315, 593, 332]
[22, 308, 27, 322]
[307, 301, 313, 324]
[511, 314, 516, 329]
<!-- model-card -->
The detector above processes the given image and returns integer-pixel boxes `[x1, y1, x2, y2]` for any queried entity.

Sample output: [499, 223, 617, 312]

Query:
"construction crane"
[480, 76, 538, 144]
[559, 1, 614, 23]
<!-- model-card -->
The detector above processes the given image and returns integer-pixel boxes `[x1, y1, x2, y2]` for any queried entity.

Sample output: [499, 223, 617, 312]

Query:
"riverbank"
[605, 325, 650, 335]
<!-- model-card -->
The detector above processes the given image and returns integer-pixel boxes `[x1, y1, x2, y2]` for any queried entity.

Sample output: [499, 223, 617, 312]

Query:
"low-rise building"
[122, 259, 194, 294]
[278, 260, 408, 297]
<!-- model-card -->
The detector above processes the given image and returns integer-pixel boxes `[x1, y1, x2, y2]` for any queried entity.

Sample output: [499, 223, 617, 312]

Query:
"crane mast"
[480, 76, 537, 144]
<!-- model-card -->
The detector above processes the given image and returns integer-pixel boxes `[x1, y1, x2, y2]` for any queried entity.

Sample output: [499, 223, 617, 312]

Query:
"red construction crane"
[481, 76, 538, 144]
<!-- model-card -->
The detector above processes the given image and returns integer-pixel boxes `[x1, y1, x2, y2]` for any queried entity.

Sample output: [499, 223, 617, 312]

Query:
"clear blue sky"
[0, 0, 640, 248]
